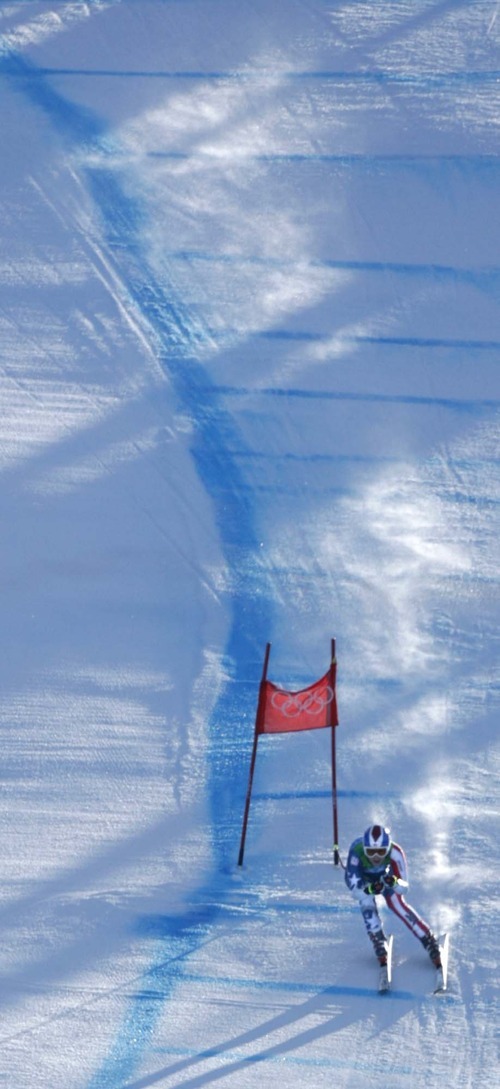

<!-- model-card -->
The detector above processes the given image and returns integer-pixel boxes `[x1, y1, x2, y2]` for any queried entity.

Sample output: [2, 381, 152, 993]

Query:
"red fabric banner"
[257, 667, 338, 734]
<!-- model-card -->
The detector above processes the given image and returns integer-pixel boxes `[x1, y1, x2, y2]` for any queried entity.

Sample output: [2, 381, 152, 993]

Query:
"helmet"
[363, 824, 391, 859]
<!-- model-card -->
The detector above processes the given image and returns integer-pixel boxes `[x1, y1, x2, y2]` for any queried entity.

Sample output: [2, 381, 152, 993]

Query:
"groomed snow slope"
[0, 2, 499, 1087]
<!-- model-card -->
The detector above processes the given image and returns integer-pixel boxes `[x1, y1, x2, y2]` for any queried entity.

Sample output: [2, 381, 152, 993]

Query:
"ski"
[433, 933, 450, 994]
[378, 935, 393, 993]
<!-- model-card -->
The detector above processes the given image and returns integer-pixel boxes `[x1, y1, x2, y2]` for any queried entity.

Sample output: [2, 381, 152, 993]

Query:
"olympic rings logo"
[270, 686, 335, 718]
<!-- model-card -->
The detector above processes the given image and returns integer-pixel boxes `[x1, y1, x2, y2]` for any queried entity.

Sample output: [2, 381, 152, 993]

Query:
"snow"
[0, 1, 499, 1086]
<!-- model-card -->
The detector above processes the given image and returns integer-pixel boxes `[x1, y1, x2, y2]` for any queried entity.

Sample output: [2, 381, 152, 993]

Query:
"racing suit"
[344, 836, 434, 950]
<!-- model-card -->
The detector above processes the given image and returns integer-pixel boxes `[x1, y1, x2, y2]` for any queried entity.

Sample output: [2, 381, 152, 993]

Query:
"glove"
[383, 873, 399, 889]
[363, 879, 384, 895]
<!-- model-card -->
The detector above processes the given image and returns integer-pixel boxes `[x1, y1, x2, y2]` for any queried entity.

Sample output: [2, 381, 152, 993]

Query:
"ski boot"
[421, 932, 442, 968]
[370, 929, 389, 966]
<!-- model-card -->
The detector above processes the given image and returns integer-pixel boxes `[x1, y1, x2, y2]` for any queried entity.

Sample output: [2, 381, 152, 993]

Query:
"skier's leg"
[385, 893, 441, 965]
[351, 888, 388, 963]
[385, 891, 430, 938]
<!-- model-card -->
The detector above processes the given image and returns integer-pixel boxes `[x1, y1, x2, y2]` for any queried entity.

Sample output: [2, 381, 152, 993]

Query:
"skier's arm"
[382, 872, 408, 890]
[344, 846, 364, 892]
[389, 842, 409, 885]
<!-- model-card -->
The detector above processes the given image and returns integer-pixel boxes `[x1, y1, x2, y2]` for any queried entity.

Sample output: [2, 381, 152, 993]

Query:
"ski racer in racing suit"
[345, 824, 442, 968]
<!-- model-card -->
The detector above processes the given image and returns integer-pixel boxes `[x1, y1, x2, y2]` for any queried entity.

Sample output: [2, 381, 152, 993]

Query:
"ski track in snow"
[1, 1, 499, 1088]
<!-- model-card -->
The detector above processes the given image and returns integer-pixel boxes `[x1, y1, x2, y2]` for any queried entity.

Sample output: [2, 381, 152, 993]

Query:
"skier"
[345, 823, 442, 969]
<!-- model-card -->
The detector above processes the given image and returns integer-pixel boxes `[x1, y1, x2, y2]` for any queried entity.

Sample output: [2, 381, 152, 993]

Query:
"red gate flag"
[257, 667, 338, 734]
[238, 641, 341, 867]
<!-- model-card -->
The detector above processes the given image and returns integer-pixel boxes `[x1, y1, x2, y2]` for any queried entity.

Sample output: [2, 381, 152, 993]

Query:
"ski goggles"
[365, 847, 389, 859]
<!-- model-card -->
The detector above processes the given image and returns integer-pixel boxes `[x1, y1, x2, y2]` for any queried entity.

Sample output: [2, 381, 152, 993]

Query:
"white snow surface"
[0, 1, 499, 1086]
